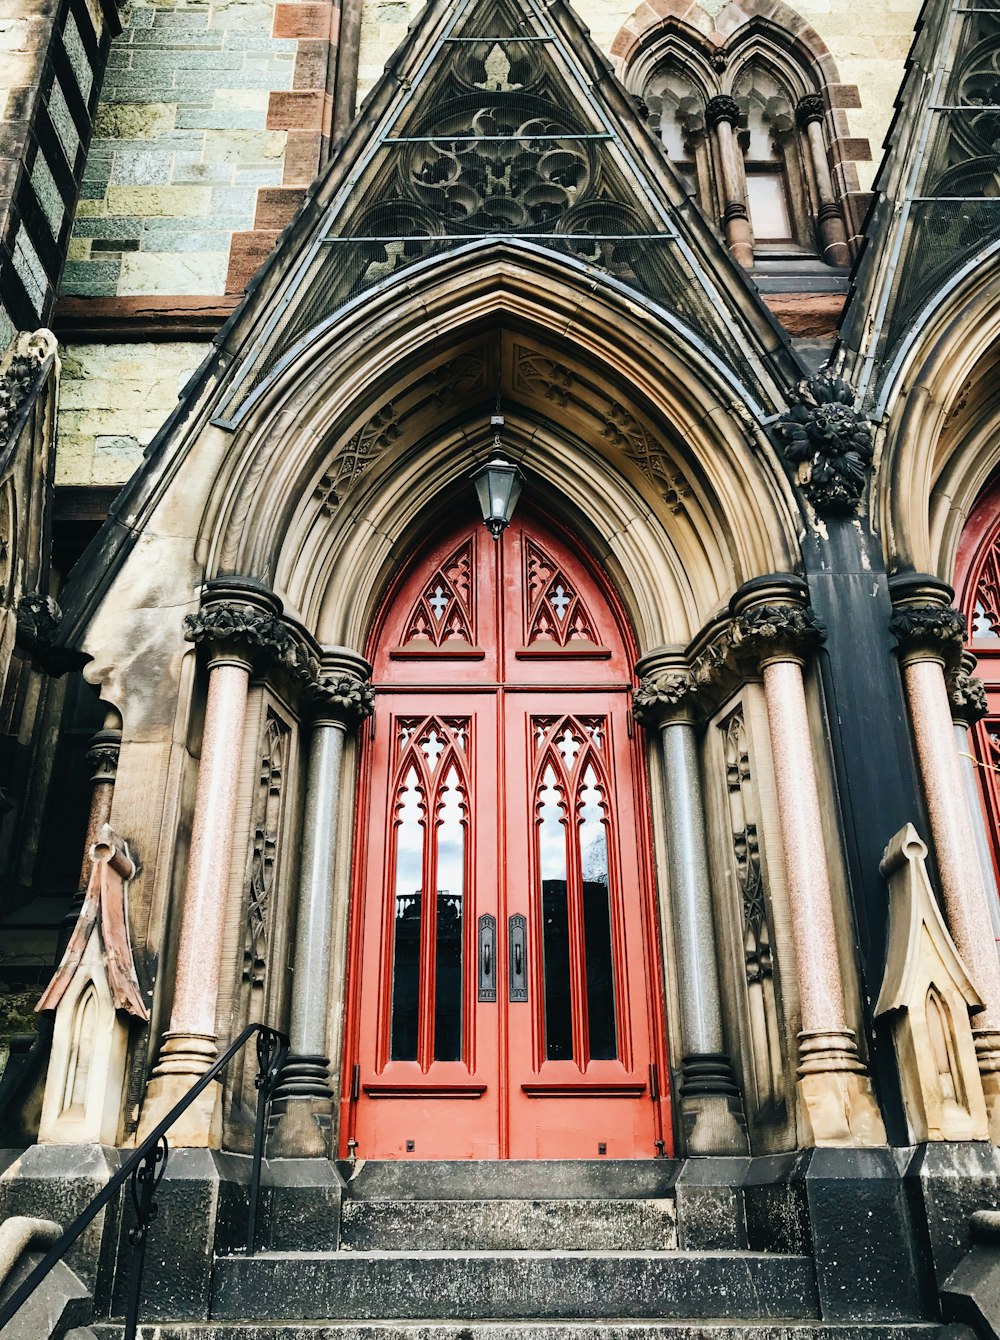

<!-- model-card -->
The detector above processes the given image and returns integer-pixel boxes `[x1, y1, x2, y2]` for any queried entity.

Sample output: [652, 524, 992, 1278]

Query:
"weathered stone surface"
[87, 1326, 947, 1340]
[339, 1159, 680, 1203]
[340, 1198, 677, 1253]
[211, 1250, 820, 1322]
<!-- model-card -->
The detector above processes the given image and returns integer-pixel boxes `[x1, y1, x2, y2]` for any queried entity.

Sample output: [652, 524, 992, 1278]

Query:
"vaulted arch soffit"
[874, 247, 1000, 583]
[199, 257, 801, 652]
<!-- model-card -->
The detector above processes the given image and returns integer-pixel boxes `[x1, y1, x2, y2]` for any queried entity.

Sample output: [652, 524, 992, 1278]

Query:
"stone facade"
[2, 0, 1000, 1333]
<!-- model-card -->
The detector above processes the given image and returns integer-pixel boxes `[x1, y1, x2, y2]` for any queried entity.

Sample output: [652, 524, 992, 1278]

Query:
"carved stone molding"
[772, 374, 874, 516]
[795, 94, 825, 130]
[0, 332, 53, 448]
[632, 670, 694, 727]
[16, 593, 62, 646]
[948, 651, 989, 727]
[733, 602, 826, 664]
[86, 729, 122, 784]
[889, 602, 967, 664]
[310, 672, 376, 724]
[705, 94, 741, 129]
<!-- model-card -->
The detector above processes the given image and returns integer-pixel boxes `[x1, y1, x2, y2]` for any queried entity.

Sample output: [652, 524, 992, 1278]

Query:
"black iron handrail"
[0, 1021, 288, 1339]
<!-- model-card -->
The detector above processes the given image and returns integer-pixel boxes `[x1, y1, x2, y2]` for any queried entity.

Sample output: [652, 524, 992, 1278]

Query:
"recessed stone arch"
[875, 246, 1000, 584]
[197, 247, 800, 653]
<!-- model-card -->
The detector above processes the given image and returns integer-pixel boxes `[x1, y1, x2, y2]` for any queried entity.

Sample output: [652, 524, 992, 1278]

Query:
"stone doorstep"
[84, 1327, 949, 1340]
[338, 1198, 678, 1252]
[338, 1159, 682, 1203]
[210, 1251, 821, 1322]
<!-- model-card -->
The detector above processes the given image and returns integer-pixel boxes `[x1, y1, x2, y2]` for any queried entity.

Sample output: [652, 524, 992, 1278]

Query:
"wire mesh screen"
[220, 10, 758, 420]
[874, 3, 1000, 379]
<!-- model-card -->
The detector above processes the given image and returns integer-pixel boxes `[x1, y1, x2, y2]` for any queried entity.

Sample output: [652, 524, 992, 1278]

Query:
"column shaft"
[954, 720, 1000, 946]
[762, 658, 848, 1036]
[660, 721, 725, 1053]
[803, 118, 849, 265]
[712, 117, 754, 269]
[290, 720, 345, 1059]
[169, 658, 252, 1044]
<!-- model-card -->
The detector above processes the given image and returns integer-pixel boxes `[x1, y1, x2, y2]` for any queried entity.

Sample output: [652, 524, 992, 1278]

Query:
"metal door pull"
[509, 913, 528, 1002]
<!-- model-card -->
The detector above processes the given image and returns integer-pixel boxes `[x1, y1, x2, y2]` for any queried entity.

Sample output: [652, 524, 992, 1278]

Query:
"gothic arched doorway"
[340, 510, 672, 1159]
[956, 477, 1000, 892]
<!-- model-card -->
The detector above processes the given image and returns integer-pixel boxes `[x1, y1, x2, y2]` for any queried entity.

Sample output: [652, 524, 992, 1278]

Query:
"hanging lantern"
[470, 415, 523, 539]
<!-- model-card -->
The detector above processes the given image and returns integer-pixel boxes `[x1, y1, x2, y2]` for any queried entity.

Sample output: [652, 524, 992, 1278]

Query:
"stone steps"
[86, 1325, 947, 1339]
[211, 1251, 820, 1323]
[339, 1198, 678, 1252]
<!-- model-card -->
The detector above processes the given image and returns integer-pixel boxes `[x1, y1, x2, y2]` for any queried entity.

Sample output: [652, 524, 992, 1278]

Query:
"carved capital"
[0, 332, 53, 446]
[948, 651, 989, 726]
[310, 672, 375, 724]
[733, 602, 826, 663]
[86, 729, 122, 783]
[705, 94, 741, 129]
[632, 671, 694, 727]
[16, 593, 62, 646]
[773, 374, 873, 516]
[795, 93, 825, 130]
[889, 602, 966, 663]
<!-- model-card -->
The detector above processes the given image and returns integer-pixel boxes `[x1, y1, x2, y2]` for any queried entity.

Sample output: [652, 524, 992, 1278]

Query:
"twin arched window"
[637, 41, 851, 270]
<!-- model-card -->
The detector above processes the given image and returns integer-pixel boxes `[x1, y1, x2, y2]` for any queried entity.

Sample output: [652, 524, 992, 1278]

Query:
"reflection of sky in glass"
[395, 765, 424, 902]
[436, 765, 465, 902]
[538, 764, 567, 881]
[579, 765, 609, 886]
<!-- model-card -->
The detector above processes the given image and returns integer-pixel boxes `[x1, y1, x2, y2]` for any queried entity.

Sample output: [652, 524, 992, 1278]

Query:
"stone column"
[948, 651, 1000, 947]
[139, 581, 287, 1146]
[58, 713, 122, 955]
[634, 649, 748, 1155]
[795, 95, 850, 267]
[732, 576, 886, 1146]
[271, 650, 374, 1157]
[706, 95, 754, 270]
[889, 576, 1000, 1141]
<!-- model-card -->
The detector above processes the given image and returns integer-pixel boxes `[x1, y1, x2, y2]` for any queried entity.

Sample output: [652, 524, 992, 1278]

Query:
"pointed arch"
[194, 244, 801, 652]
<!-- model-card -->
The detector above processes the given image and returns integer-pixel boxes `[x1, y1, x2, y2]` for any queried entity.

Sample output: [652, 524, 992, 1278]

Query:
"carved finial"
[773, 374, 874, 516]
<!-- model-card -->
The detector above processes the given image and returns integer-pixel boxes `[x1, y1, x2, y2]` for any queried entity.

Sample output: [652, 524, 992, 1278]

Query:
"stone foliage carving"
[733, 602, 827, 661]
[311, 673, 376, 722]
[949, 652, 989, 726]
[889, 602, 967, 660]
[773, 375, 874, 516]
[16, 593, 62, 646]
[876, 822, 988, 1142]
[0, 335, 51, 448]
[185, 593, 375, 723]
[632, 671, 693, 725]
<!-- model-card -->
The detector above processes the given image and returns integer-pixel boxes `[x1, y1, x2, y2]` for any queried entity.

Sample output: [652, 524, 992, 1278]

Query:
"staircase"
[76, 1159, 950, 1339]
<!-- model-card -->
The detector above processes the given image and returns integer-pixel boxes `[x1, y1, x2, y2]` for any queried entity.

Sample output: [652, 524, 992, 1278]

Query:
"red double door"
[340, 514, 672, 1159]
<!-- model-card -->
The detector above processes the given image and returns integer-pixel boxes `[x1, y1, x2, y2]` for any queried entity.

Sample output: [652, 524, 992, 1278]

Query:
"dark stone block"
[673, 1156, 749, 1249]
[256, 1157, 342, 1251]
[904, 1141, 1000, 1298]
[337, 1158, 680, 1202]
[744, 1152, 811, 1254]
[800, 1146, 927, 1321]
[0, 1250, 92, 1339]
[0, 1144, 122, 1293]
[941, 1238, 1000, 1340]
[110, 1147, 222, 1322]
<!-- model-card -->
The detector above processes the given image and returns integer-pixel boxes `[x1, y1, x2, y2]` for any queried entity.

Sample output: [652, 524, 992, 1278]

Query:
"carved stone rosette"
[773, 375, 874, 516]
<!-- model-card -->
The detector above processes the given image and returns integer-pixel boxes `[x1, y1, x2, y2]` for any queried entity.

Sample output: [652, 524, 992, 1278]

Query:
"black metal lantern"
[470, 415, 523, 539]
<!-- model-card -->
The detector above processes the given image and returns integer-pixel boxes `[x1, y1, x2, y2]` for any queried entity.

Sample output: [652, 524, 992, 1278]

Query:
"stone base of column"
[974, 1029, 1000, 1145]
[797, 1029, 886, 1147]
[679, 1053, 749, 1155]
[136, 1031, 221, 1148]
[269, 1053, 334, 1158]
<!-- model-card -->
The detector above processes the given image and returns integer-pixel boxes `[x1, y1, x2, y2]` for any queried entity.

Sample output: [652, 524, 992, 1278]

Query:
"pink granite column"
[733, 577, 886, 1146]
[139, 582, 286, 1146]
[890, 578, 1000, 1140]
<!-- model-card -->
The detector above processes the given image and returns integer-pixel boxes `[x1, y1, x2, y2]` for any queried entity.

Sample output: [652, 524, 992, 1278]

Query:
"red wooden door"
[341, 514, 671, 1159]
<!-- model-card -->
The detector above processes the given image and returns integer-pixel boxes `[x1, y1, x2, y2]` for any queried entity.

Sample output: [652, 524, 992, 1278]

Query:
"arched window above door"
[634, 30, 852, 269]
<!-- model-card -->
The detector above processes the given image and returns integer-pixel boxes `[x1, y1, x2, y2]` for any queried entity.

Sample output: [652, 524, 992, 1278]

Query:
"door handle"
[509, 914, 528, 1002]
[478, 913, 497, 1002]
